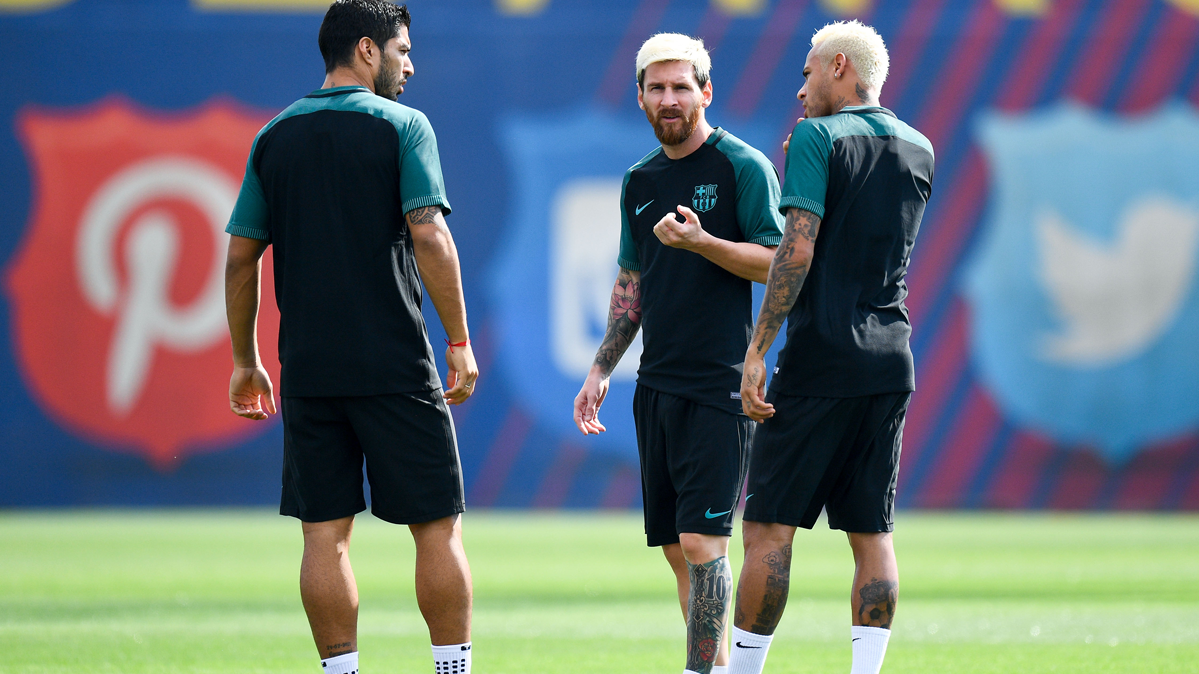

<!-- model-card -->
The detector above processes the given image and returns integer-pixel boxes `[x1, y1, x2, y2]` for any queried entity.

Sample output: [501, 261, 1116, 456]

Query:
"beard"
[374, 52, 404, 100]
[647, 104, 701, 147]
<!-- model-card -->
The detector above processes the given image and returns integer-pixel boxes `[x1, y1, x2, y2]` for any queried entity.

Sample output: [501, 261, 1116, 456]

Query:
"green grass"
[1, 510, 1197, 673]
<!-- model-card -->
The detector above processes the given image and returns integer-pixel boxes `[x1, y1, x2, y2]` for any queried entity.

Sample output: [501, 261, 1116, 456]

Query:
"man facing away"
[223, 2, 478, 672]
[729, 20, 934, 674]
[573, 33, 785, 674]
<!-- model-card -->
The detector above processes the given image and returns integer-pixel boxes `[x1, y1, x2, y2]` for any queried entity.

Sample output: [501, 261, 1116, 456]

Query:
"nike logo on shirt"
[635, 200, 654, 215]
[705, 508, 732, 519]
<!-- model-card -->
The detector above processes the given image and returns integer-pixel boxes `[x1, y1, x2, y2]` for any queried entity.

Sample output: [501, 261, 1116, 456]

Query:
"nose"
[797, 86, 806, 101]
[405, 56, 415, 78]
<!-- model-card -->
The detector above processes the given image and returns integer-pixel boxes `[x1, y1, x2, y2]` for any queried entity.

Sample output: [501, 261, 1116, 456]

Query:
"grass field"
[1, 510, 1197, 673]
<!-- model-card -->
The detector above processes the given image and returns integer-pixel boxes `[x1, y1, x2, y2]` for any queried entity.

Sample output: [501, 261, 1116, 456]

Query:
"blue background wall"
[2, 0, 1199, 510]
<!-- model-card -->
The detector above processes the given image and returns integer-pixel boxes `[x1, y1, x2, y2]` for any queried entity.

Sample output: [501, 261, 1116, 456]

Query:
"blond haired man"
[572, 33, 784, 674]
[729, 20, 934, 674]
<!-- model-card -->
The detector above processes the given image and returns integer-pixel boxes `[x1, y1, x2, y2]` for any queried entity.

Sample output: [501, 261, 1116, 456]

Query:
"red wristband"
[445, 338, 470, 352]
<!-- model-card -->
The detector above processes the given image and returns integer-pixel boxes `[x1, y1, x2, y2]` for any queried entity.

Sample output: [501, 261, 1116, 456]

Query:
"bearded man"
[224, 2, 477, 673]
[572, 33, 784, 674]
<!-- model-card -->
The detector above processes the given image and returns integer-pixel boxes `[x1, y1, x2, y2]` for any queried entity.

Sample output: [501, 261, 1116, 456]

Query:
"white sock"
[728, 626, 773, 674]
[849, 625, 890, 674]
[432, 642, 471, 674]
[320, 652, 358, 674]
[712, 666, 729, 674]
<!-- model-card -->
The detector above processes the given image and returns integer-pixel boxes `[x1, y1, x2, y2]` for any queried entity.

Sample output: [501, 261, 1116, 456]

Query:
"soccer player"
[223, 2, 477, 673]
[573, 33, 785, 674]
[730, 20, 934, 674]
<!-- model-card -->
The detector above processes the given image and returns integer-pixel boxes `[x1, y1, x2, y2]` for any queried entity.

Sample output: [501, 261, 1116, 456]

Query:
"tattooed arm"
[573, 267, 642, 434]
[408, 205, 478, 404]
[740, 207, 821, 421]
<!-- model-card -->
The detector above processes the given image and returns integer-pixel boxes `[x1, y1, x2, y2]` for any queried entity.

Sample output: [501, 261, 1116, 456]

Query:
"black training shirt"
[771, 106, 935, 398]
[226, 86, 450, 397]
[619, 128, 784, 414]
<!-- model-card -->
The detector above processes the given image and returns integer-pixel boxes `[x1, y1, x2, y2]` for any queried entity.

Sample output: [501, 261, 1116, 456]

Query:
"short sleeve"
[399, 112, 452, 215]
[616, 169, 640, 271]
[779, 120, 833, 219]
[226, 147, 270, 241]
[733, 153, 785, 247]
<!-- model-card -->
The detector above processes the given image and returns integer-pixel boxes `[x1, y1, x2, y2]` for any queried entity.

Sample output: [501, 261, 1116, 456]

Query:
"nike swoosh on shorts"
[705, 508, 732, 519]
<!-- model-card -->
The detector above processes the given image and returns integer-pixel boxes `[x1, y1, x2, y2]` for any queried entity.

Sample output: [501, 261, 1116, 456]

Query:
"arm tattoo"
[856, 578, 897, 629]
[750, 208, 821, 356]
[686, 556, 732, 674]
[593, 267, 641, 376]
[745, 544, 791, 635]
[405, 205, 441, 227]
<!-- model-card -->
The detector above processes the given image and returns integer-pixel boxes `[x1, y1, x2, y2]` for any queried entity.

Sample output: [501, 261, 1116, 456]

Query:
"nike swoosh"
[705, 508, 732, 519]
[635, 200, 654, 215]
[852, 638, 861, 642]
[745, 493, 754, 501]
[735, 642, 762, 649]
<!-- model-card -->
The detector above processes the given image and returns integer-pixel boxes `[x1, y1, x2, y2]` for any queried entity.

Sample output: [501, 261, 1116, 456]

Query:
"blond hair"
[811, 20, 889, 92]
[635, 33, 711, 89]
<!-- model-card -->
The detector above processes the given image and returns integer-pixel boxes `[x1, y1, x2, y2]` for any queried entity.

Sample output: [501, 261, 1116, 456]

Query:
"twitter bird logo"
[967, 104, 1199, 461]
[1036, 198, 1199, 365]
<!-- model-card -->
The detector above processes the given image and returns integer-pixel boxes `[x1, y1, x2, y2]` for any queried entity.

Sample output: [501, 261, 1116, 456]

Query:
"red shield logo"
[6, 98, 281, 468]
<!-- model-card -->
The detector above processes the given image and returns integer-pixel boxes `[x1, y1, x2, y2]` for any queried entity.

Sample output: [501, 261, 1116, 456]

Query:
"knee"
[410, 514, 462, 547]
[302, 516, 354, 551]
[678, 533, 729, 565]
[847, 531, 892, 557]
[742, 521, 795, 555]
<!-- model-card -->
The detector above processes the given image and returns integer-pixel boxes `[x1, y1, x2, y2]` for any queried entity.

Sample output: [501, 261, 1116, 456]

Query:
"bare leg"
[300, 516, 358, 659]
[410, 514, 472, 645]
[732, 522, 796, 635]
[679, 533, 732, 673]
[847, 532, 898, 628]
[663, 543, 690, 618]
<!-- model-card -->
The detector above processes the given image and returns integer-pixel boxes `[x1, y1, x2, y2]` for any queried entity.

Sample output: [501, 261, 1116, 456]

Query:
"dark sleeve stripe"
[748, 234, 782, 246]
[403, 194, 450, 214]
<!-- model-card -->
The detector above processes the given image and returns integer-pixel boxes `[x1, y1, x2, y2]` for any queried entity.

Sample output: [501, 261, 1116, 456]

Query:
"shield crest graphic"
[5, 98, 280, 468]
[964, 103, 1199, 461]
[692, 184, 718, 212]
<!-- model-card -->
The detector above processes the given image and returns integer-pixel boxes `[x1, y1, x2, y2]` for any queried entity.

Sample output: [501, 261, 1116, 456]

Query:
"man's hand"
[443, 342, 478, 405]
[229, 365, 276, 420]
[740, 351, 774, 422]
[573, 367, 610, 435]
[653, 205, 708, 251]
[783, 116, 802, 154]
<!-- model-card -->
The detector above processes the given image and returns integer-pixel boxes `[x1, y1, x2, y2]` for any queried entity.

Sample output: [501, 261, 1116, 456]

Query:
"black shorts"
[280, 390, 464, 525]
[634, 385, 753, 547]
[744, 392, 910, 533]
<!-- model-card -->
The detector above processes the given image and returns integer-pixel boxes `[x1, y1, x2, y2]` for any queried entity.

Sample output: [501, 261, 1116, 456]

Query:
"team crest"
[965, 103, 1199, 461]
[692, 184, 718, 212]
[6, 98, 280, 468]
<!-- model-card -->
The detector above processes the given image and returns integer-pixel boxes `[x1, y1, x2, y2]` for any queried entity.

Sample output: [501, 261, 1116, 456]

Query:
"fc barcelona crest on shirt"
[692, 184, 718, 212]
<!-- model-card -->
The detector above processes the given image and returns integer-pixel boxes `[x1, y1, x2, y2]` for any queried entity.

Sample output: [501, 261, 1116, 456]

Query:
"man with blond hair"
[572, 32, 784, 674]
[731, 20, 934, 674]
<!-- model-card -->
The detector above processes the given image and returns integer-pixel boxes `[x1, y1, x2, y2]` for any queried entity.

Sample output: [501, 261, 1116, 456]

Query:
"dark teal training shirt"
[226, 86, 451, 397]
[619, 127, 785, 414]
[771, 106, 935, 398]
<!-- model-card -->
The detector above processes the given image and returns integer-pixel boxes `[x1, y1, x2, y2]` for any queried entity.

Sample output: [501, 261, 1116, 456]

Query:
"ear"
[636, 81, 645, 110]
[701, 80, 713, 108]
[833, 52, 847, 77]
[357, 36, 378, 67]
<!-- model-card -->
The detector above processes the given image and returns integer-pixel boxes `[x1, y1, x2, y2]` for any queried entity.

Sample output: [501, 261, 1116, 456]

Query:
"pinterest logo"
[7, 99, 280, 467]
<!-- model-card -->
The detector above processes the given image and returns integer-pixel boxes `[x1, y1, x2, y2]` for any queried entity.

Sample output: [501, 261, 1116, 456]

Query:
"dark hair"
[318, 0, 411, 74]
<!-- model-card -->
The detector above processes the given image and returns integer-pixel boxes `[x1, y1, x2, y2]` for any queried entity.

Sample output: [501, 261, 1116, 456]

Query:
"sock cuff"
[320, 652, 358, 674]
[731, 625, 774, 647]
[851, 625, 891, 640]
[432, 642, 472, 655]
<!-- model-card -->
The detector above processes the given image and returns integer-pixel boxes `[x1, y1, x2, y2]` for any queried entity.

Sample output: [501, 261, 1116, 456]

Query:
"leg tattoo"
[746, 544, 792, 635]
[686, 556, 732, 674]
[856, 578, 897, 628]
